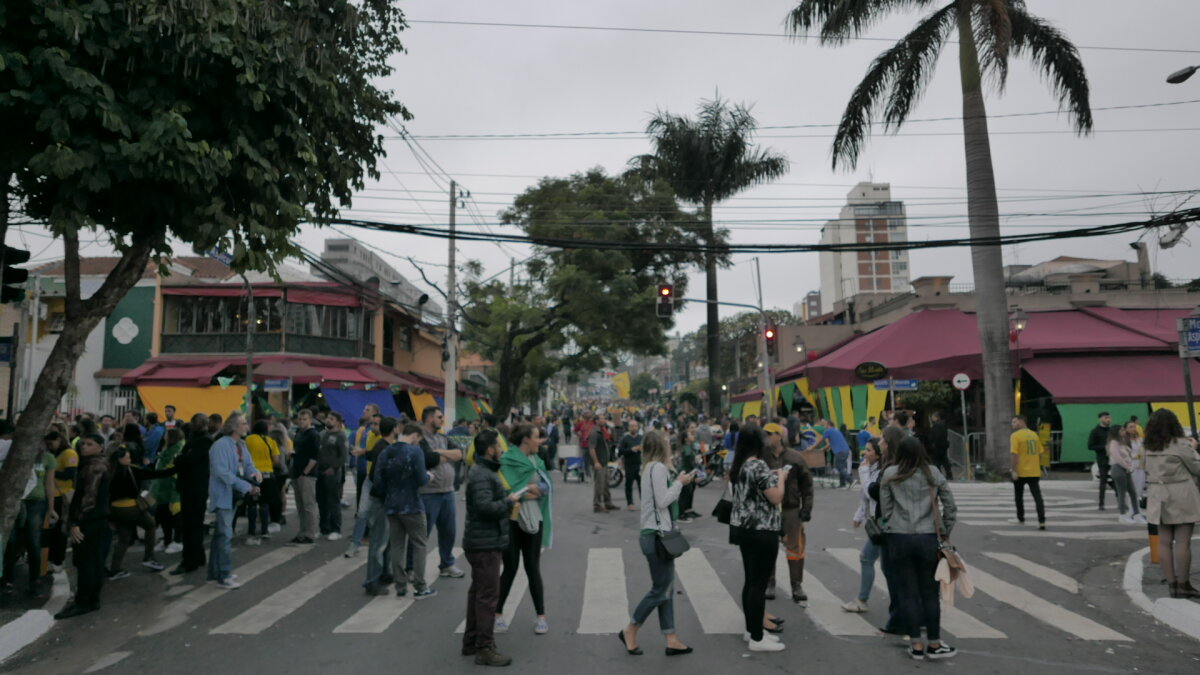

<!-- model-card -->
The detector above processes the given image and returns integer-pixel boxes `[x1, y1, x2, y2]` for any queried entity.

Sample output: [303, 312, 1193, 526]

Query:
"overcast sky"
[20, 0, 1200, 335]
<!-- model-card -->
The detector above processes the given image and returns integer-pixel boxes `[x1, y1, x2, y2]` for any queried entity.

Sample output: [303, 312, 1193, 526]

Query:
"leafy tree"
[0, 0, 409, 540]
[630, 372, 660, 400]
[460, 169, 709, 415]
[683, 309, 799, 381]
[629, 97, 788, 417]
[786, 0, 1092, 473]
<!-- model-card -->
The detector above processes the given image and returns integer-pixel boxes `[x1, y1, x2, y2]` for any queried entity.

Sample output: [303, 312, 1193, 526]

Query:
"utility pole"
[443, 180, 458, 430]
[242, 274, 255, 417]
[753, 258, 773, 419]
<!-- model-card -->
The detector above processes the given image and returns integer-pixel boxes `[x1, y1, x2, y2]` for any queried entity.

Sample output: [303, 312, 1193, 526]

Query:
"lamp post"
[1009, 307, 1029, 414]
[793, 334, 806, 358]
[1167, 65, 1199, 84]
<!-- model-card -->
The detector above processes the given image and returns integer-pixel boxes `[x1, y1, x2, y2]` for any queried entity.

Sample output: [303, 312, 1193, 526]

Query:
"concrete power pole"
[443, 180, 458, 431]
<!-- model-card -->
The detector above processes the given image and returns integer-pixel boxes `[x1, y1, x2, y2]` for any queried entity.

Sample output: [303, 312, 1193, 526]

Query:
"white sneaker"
[164, 542, 184, 555]
[494, 617, 509, 633]
[154, 541, 166, 553]
[267, 523, 282, 534]
[340, 499, 351, 508]
[1133, 513, 1147, 524]
[748, 637, 785, 652]
[246, 537, 262, 546]
[327, 532, 342, 541]
[1118, 514, 1135, 524]
[743, 632, 780, 643]
[217, 577, 242, 590]
[344, 544, 360, 558]
[841, 598, 868, 613]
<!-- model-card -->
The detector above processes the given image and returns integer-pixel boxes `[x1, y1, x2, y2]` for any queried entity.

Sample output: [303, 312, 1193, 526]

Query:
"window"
[889, 219, 904, 230]
[397, 324, 413, 352]
[894, 262, 908, 272]
[891, 250, 904, 260]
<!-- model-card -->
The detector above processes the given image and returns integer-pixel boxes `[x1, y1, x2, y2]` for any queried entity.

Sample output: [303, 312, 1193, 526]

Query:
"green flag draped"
[498, 447, 553, 549]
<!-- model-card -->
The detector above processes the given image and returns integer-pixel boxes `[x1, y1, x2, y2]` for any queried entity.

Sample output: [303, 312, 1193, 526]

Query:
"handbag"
[650, 463, 691, 561]
[712, 481, 733, 524]
[863, 516, 885, 545]
[928, 484, 966, 573]
[517, 497, 542, 534]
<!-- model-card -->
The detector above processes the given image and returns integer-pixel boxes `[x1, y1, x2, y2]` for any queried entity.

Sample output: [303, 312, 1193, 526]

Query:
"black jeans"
[1013, 476, 1046, 523]
[624, 461, 641, 506]
[498, 524, 545, 615]
[879, 538, 902, 631]
[1095, 455, 1117, 507]
[48, 495, 68, 566]
[179, 491, 208, 570]
[316, 469, 343, 535]
[886, 533, 941, 642]
[73, 520, 110, 608]
[679, 482, 697, 514]
[735, 527, 778, 641]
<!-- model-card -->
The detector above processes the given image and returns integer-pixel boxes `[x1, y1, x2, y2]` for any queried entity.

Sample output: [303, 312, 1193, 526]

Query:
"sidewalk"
[1123, 546, 1200, 642]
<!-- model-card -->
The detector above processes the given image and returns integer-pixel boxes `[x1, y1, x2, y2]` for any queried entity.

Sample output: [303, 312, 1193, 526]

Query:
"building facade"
[818, 182, 910, 314]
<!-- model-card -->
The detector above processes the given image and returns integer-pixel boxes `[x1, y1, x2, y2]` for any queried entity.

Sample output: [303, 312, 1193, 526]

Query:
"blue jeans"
[857, 538, 881, 603]
[885, 533, 941, 641]
[407, 492, 456, 570]
[833, 452, 851, 487]
[631, 532, 675, 633]
[361, 495, 392, 588]
[351, 479, 373, 546]
[2, 499, 47, 585]
[207, 508, 235, 581]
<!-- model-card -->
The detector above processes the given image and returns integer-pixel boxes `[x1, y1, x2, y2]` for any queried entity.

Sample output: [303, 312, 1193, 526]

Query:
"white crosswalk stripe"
[969, 565, 1130, 640]
[981, 552, 1079, 594]
[335, 550, 443, 634]
[773, 556, 877, 636]
[211, 555, 364, 635]
[674, 548, 744, 634]
[577, 548, 628, 634]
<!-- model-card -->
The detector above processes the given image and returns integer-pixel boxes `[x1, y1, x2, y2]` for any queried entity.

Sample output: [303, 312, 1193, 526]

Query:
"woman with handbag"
[1142, 408, 1200, 599]
[880, 436, 958, 660]
[843, 437, 884, 613]
[728, 423, 787, 653]
[496, 423, 553, 635]
[619, 430, 694, 657]
[106, 446, 177, 578]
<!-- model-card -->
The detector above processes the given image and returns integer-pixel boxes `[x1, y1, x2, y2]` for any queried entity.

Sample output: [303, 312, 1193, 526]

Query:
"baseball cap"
[763, 423, 785, 435]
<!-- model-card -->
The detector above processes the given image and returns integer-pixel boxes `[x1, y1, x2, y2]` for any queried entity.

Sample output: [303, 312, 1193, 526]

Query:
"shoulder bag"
[929, 483, 964, 573]
[712, 479, 733, 524]
[863, 515, 885, 545]
[650, 463, 690, 561]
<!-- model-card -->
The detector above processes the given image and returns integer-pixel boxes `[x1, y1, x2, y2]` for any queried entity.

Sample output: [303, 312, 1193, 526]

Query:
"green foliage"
[681, 308, 799, 375]
[898, 380, 956, 420]
[630, 372, 659, 400]
[461, 169, 709, 413]
[2, 0, 410, 268]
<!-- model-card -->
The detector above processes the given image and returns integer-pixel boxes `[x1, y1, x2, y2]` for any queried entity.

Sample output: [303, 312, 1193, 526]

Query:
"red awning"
[125, 360, 235, 386]
[287, 288, 360, 307]
[253, 359, 325, 384]
[162, 287, 283, 298]
[1024, 354, 1200, 403]
[321, 366, 374, 383]
[730, 389, 762, 403]
[358, 363, 422, 389]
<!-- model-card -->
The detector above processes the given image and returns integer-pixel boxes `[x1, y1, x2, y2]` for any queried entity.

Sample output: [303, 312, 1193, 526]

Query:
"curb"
[1122, 546, 1200, 641]
[0, 570, 69, 664]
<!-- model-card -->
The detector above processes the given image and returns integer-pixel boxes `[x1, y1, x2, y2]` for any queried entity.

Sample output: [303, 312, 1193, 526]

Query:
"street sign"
[207, 248, 233, 266]
[855, 361, 888, 381]
[874, 378, 918, 391]
[263, 378, 291, 392]
[1180, 316, 1200, 358]
[952, 373, 971, 391]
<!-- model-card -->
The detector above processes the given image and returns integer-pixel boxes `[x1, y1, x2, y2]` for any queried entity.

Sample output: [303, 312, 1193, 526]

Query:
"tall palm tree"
[629, 97, 788, 415]
[786, 0, 1092, 473]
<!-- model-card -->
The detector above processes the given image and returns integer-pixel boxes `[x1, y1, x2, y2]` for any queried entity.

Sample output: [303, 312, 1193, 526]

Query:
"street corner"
[1123, 546, 1200, 642]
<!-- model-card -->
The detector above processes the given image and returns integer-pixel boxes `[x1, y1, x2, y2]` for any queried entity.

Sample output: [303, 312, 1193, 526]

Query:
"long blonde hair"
[641, 430, 672, 474]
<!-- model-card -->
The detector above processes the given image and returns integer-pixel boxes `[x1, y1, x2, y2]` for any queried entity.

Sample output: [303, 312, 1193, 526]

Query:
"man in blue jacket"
[208, 412, 260, 589]
[374, 422, 435, 599]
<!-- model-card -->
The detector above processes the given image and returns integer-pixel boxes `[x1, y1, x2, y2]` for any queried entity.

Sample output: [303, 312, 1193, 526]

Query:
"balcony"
[161, 333, 368, 358]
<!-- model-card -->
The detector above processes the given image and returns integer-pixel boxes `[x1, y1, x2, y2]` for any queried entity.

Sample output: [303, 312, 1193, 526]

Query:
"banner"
[612, 372, 631, 400]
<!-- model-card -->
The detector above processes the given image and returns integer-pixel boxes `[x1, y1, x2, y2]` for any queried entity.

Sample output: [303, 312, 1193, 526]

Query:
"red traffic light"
[658, 284, 673, 297]
[764, 328, 776, 339]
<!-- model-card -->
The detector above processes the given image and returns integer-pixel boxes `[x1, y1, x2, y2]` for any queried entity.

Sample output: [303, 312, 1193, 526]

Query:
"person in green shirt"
[1, 447, 57, 595]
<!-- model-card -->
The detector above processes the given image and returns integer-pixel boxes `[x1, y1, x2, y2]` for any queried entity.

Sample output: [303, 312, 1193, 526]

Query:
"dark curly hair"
[1143, 408, 1185, 452]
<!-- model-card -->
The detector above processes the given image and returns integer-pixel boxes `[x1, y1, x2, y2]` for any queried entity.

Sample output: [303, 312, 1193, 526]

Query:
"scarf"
[498, 446, 553, 549]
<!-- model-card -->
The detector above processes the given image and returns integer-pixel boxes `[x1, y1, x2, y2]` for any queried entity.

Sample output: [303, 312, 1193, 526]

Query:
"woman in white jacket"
[843, 438, 883, 612]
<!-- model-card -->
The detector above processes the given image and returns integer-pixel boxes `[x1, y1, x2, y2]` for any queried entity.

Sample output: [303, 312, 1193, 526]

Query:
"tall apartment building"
[817, 182, 909, 313]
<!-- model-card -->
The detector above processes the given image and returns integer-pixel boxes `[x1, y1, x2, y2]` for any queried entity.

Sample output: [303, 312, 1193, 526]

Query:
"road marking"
[141, 546, 306, 636]
[455, 553, 529, 634]
[336, 550, 443, 634]
[211, 555, 364, 635]
[82, 651, 132, 673]
[969, 566, 1130, 641]
[577, 548, 627, 634]
[989, 529, 1156, 540]
[674, 548, 743, 634]
[982, 552, 1079, 594]
[963, 519, 1139, 529]
[775, 557, 876, 636]
[825, 548, 1005, 639]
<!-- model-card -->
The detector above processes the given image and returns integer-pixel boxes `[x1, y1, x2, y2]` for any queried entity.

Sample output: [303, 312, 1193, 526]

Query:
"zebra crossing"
[947, 480, 1155, 540]
[135, 537, 1131, 644]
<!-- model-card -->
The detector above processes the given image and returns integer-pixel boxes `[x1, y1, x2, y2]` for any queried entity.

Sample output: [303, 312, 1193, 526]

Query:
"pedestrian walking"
[53, 434, 111, 619]
[928, 412, 952, 480]
[461, 429, 523, 667]
[812, 418, 853, 488]
[1107, 425, 1144, 524]
[172, 416, 211, 574]
[1, 436, 56, 596]
[46, 431, 78, 571]
[347, 415, 383, 558]
[589, 416, 616, 513]
[618, 430, 694, 657]
[842, 437, 883, 613]
[496, 423, 553, 635]
[1088, 411, 1118, 510]
[880, 436, 957, 660]
[1142, 408, 1200, 599]
[1126, 420, 1147, 503]
[375, 422, 436, 599]
[207, 413, 261, 589]
[729, 423, 787, 652]
[618, 420, 644, 511]
[1010, 415, 1047, 529]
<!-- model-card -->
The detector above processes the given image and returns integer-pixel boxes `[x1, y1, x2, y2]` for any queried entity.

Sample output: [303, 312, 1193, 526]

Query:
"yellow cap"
[763, 423, 785, 435]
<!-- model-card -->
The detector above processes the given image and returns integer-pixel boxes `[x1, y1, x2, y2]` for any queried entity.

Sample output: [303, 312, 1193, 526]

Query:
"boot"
[1180, 582, 1200, 599]
[475, 646, 513, 667]
[789, 559, 807, 603]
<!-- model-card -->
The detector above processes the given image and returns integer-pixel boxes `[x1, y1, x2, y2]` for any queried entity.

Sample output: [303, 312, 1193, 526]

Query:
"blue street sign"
[874, 378, 919, 391]
[1180, 316, 1200, 358]
[263, 378, 291, 392]
[207, 248, 233, 266]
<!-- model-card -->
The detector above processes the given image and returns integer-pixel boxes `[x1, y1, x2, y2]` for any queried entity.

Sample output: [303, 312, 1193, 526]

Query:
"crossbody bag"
[650, 463, 690, 561]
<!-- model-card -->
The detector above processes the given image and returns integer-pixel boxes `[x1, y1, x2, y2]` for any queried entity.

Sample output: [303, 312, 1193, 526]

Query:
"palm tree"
[786, 0, 1092, 473]
[630, 97, 788, 415]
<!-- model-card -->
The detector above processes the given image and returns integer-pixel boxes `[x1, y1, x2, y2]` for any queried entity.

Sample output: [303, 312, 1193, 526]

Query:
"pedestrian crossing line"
[674, 549, 744, 634]
[956, 505, 1097, 514]
[968, 566, 1130, 641]
[990, 530, 1152, 540]
[211, 555, 364, 635]
[335, 551, 443, 634]
[981, 553, 1078, 594]
[825, 548, 1005, 639]
[962, 519, 1140, 529]
[774, 557, 877, 637]
[577, 548, 627, 634]
[140, 546, 307, 637]
[455, 548, 528, 634]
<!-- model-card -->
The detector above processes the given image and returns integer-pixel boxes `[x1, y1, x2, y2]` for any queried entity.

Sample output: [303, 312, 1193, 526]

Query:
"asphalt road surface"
[4, 474, 1199, 674]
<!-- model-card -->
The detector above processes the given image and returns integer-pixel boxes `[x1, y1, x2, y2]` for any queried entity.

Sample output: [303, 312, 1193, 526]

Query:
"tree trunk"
[0, 238, 154, 540]
[703, 195, 721, 416]
[957, 9, 1015, 476]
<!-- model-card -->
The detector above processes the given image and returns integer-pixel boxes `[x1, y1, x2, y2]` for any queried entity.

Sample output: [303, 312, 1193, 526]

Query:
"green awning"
[730, 402, 745, 420]
[456, 395, 479, 421]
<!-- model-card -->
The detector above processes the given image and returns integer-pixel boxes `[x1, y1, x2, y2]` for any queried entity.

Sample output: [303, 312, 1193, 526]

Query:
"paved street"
[3, 474, 1199, 674]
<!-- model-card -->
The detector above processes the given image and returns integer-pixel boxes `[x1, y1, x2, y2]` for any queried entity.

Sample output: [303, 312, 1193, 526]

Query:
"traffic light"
[655, 282, 674, 318]
[1, 246, 30, 304]
[764, 324, 777, 357]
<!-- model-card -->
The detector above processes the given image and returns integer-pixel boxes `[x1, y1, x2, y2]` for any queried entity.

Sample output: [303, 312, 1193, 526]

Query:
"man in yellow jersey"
[1010, 415, 1047, 530]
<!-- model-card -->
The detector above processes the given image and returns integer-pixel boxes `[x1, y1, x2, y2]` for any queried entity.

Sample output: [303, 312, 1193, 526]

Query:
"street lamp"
[1167, 65, 1199, 84]
[1010, 307, 1030, 413]
[793, 334, 806, 357]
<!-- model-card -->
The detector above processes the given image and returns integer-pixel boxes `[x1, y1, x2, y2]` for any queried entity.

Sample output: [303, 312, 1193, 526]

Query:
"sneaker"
[925, 643, 957, 659]
[164, 542, 184, 555]
[534, 618, 548, 635]
[267, 522, 281, 534]
[395, 585, 408, 597]
[841, 598, 868, 613]
[246, 537, 262, 546]
[413, 588, 438, 600]
[474, 647, 513, 667]
[494, 616, 509, 633]
[1006, 518, 1025, 524]
[1038, 523, 1047, 531]
[1133, 513, 1147, 524]
[344, 544, 360, 558]
[340, 499, 351, 508]
[677, 515, 694, 524]
[748, 637, 785, 652]
[440, 566, 465, 578]
[154, 541, 166, 552]
[141, 560, 165, 572]
[217, 577, 242, 590]
[290, 536, 316, 545]
[108, 570, 131, 581]
[1118, 514, 1135, 524]
[742, 632, 780, 643]
[327, 532, 342, 541]
[909, 646, 926, 660]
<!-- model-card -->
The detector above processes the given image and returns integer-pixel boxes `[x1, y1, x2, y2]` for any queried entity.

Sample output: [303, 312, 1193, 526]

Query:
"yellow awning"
[137, 385, 246, 422]
[408, 391, 439, 422]
[1151, 402, 1200, 432]
[742, 400, 763, 420]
